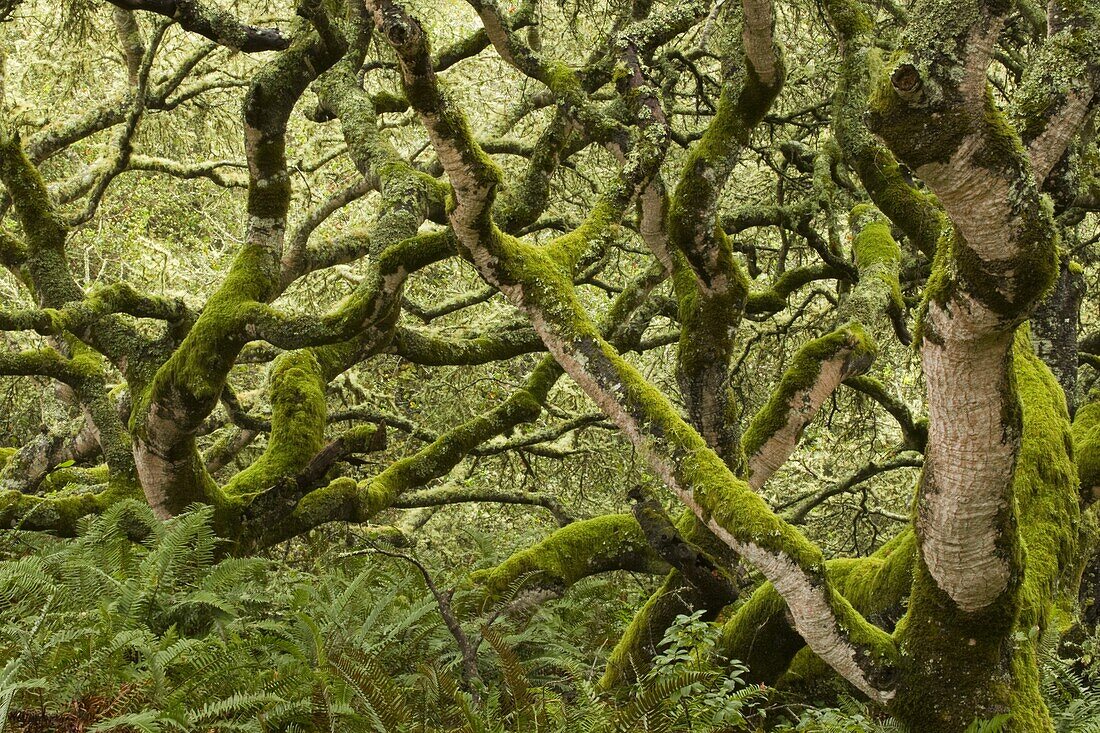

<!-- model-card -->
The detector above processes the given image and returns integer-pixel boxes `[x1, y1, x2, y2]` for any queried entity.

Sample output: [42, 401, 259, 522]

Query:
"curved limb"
[717, 530, 916, 685]
[742, 207, 905, 491]
[470, 514, 670, 602]
[129, 24, 345, 518]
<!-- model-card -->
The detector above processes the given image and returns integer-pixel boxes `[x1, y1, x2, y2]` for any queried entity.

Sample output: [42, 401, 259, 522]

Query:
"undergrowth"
[0, 502, 1096, 732]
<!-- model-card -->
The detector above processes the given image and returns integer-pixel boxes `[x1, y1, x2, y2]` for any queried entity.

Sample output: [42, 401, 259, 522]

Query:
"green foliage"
[0, 505, 777, 731]
[3, 504, 1100, 731]
[1039, 627, 1100, 733]
[627, 610, 768, 730]
[0, 501, 461, 731]
[0, 0, 1098, 727]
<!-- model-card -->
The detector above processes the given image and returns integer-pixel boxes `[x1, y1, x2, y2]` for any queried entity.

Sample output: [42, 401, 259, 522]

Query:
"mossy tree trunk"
[860, 0, 1096, 724]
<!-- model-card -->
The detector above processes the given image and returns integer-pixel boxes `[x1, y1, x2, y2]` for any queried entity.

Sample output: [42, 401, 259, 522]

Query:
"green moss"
[370, 89, 410, 113]
[780, 647, 837, 692]
[0, 479, 136, 536]
[822, 0, 875, 39]
[545, 60, 582, 96]
[224, 351, 327, 498]
[233, 475, 363, 549]
[1011, 19, 1098, 146]
[865, 52, 972, 170]
[850, 209, 900, 268]
[832, 41, 945, 260]
[890, 557, 1024, 726]
[0, 135, 67, 252]
[667, 59, 782, 294]
[599, 571, 708, 690]
[717, 582, 802, 683]
[673, 248, 748, 468]
[741, 325, 875, 462]
[293, 476, 357, 525]
[39, 464, 110, 493]
[745, 264, 844, 316]
[139, 267, 252, 417]
[1013, 328, 1079, 635]
[1072, 396, 1100, 496]
[495, 320, 904, 686]
[829, 531, 916, 613]
[846, 205, 908, 336]
[496, 113, 572, 232]
[473, 514, 668, 600]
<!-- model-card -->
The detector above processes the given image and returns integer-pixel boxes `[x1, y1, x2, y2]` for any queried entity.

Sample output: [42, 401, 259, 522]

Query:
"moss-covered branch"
[387, 325, 544, 366]
[282, 28, 447, 284]
[742, 207, 904, 491]
[0, 345, 139, 508]
[265, 246, 667, 545]
[222, 351, 327, 498]
[0, 481, 139, 536]
[603, 5, 792, 677]
[0, 343, 140, 531]
[666, 0, 785, 467]
[744, 263, 844, 316]
[632, 490, 741, 607]
[667, 0, 784, 295]
[470, 514, 670, 602]
[243, 230, 456, 353]
[241, 355, 559, 548]
[717, 530, 915, 686]
[106, 0, 291, 52]
[392, 485, 575, 526]
[0, 416, 101, 494]
[0, 283, 190, 337]
[823, 0, 945, 259]
[1011, 0, 1100, 182]
[50, 155, 247, 207]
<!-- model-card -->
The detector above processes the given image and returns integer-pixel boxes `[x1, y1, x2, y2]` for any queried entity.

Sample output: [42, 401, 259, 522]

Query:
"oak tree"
[0, 0, 1099, 728]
